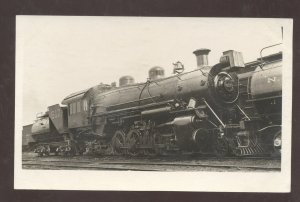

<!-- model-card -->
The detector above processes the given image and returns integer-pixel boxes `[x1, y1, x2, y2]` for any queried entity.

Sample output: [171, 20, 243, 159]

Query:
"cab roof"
[61, 88, 89, 105]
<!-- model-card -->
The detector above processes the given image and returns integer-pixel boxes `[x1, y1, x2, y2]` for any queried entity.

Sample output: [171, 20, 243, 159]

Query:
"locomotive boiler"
[23, 47, 283, 157]
[88, 49, 253, 156]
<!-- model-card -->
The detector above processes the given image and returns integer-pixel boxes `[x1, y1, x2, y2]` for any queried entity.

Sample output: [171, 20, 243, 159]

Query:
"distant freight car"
[22, 124, 34, 151]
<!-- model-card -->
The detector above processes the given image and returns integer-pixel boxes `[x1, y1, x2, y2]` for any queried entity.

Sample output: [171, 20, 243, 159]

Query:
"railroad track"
[22, 157, 281, 172]
[22, 162, 161, 171]
[22, 152, 280, 161]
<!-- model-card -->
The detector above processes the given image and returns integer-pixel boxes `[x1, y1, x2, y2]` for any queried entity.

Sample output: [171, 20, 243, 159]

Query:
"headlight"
[274, 136, 282, 147]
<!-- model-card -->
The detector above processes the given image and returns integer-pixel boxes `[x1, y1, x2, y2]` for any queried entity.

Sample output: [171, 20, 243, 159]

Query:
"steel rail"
[22, 159, 280, 171]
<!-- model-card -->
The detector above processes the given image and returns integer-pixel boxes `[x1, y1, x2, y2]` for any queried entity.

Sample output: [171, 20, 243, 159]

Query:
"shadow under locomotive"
[22, 47, 282, 158]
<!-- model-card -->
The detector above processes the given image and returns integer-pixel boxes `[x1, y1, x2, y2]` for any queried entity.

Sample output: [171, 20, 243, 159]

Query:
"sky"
[16, 16, 284, 125]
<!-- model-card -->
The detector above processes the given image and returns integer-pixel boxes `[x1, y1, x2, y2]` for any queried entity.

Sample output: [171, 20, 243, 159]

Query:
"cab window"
[77, 101, 81, 113]
[69, 101, 82, 115]
[83, 99, 88, 111]
[69, 104, 72, 115]
[69, 102, 76, 115]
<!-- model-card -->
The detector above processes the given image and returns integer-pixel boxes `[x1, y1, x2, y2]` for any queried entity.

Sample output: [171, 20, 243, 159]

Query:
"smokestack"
[193, 48, 211, 69]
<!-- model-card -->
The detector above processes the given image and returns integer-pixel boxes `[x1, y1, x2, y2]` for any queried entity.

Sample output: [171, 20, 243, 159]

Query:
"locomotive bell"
[149, 66, 165, 80]
[193, 48, 211, 69]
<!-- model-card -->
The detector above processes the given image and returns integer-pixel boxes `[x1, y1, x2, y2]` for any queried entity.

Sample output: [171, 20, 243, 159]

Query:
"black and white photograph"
[14, 16, 292, 191]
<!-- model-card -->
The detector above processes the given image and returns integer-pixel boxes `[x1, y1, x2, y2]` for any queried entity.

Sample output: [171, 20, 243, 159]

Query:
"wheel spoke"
[126, 129, 140, 156]
[112, 130, 125, 155]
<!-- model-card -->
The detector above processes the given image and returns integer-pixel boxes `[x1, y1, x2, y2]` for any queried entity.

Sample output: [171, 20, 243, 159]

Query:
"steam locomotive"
[22, 47, 282, 157]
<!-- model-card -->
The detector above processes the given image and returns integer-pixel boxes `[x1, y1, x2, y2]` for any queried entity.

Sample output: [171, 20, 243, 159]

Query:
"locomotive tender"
[25, 47, 282, 157]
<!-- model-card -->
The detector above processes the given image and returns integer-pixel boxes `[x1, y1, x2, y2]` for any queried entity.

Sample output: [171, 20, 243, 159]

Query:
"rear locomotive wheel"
[126, 129, 140, 156]
[112, 130, 126, 155]
[34, 144, 51, 157]
[140, 131, 156, 156]
[153, 132, 164, 155]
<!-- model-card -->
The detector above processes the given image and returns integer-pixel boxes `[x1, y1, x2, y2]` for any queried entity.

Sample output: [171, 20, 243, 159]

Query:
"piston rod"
[202, 99, 225, 128]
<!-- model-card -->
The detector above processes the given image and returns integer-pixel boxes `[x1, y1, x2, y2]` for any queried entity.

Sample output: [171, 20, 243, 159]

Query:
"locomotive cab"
[62, 89, 90, 129]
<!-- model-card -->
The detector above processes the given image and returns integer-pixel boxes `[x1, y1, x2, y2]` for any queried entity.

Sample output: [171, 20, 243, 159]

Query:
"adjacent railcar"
[22, 124, 34, 151]
[237, 52, 282, 156]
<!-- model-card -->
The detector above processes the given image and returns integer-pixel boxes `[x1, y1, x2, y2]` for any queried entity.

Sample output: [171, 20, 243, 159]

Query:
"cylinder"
[172, 115, 195, 126]
[172, 116, 197, 151]
[193, 48, 211, 69]
[193, 128, 209, 146]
